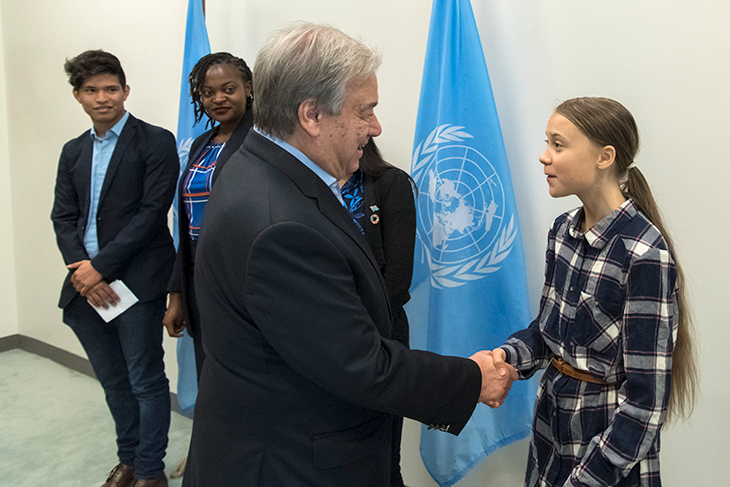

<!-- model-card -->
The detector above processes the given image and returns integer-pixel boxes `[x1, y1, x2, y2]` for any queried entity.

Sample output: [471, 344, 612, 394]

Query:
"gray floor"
[0, 349, 193, 487]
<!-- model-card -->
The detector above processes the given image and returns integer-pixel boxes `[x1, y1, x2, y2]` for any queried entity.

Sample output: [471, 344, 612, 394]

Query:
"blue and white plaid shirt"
[502, 199, 677, 487]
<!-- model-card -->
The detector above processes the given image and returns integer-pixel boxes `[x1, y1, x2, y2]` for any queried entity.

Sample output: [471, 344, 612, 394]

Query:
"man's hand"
[85, 281, 120, 309]
[469, 350, 518, 408]
[163, 293, 186, 338]
[490, 348, 511, 374]
[67, 260, 103, 296]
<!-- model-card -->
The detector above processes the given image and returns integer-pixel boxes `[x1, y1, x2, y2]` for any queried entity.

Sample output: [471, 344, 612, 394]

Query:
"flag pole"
[170, 0, 212, 478]
[406, 0, 535, 484]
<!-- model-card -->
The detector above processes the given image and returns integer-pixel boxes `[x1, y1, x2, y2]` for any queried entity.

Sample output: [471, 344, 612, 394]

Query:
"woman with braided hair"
[492, 97, 698, 486]
[164, 52, 254, 380]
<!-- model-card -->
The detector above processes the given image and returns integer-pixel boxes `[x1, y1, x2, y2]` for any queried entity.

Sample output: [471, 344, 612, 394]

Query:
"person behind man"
[51, 49, 178, 487]
[182, 23, 517, 487]
[339, 139, 417, 487]
[163, 52, 255, 381]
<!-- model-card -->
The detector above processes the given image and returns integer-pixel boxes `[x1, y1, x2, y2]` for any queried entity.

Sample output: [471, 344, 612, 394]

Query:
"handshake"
[469, 348, 517, 408]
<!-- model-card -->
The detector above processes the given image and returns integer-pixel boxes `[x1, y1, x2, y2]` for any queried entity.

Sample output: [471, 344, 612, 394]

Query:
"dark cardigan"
[167, 110, 254, 336]
[362, 167, 416, 347]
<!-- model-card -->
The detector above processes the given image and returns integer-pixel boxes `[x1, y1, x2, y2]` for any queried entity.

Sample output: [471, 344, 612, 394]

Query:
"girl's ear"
[597, 145, 616, 171]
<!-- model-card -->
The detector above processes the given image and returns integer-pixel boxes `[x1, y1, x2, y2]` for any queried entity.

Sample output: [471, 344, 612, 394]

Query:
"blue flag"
[174, 0, 211, 417]
[405, 0, 537, 485]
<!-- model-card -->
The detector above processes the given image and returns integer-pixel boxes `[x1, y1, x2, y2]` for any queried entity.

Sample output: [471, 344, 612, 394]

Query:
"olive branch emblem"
[413, 125, 517, 289]
[418, 215, 518, 288]
[177, 137, 196, 168]
[412, 124, 473, 180]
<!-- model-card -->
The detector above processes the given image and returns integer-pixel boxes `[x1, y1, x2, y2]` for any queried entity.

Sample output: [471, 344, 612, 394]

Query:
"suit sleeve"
[51, 143, 89, 265]
[242, 222, 481, 434]
[90, 130, 178, 280]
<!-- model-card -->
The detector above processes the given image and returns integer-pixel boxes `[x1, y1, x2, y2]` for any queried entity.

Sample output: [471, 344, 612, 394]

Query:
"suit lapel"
[78, 135, 94, 218]
[185, 130, 214, 182]
[98, 114, 138, 208]
[246, 132, 384, 280]
[361, 175, 381, 257]
[212, 110, 254, 185]
[315, 182, 370, 254]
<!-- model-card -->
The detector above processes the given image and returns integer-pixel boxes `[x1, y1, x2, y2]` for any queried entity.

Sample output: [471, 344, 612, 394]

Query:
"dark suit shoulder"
[190, 128, 215, 159]
[125, 115, 176, 142]
[60, 129, 92, 156]
[372, 165, 410, 182]
[62, 114, 175, 149]
[368, 166, 412, 192]
[117, 116, 178, 168]
[366, 168, 415, 211]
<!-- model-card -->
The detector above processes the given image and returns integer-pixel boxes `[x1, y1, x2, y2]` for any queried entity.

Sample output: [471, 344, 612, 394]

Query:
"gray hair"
[253, 22, 382, 139]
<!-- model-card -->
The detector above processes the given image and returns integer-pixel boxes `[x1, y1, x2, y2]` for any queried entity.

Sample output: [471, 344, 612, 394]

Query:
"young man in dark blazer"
[182, 23, 518, 487]
[51, 50, 178, 487]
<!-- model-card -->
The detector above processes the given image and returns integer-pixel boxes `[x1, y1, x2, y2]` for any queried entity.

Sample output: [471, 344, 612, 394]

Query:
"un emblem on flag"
[177, 137, 196, 171]
[412, 125, 517, 288]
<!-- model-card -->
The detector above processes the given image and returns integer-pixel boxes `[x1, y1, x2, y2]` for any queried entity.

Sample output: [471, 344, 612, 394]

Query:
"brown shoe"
[102, 463, 135, 487]
[132, 474, 168, 487]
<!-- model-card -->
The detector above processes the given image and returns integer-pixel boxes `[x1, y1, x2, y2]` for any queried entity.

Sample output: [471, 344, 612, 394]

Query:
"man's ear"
[597, 145, 616, 171]
[297, 99, 321, 137]
[73, 89, 81, 104]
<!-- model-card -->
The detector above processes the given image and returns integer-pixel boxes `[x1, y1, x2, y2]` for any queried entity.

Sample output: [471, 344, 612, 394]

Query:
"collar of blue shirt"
[254, 126, 344, 207]
[89, 110, 130, 142]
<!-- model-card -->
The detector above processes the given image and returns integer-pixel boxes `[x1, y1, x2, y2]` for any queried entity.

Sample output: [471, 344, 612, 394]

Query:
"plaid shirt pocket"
[571, 287, 624, 354]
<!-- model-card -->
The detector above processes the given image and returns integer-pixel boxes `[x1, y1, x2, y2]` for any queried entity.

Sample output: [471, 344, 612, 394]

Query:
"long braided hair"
[189, 52, 253, 129]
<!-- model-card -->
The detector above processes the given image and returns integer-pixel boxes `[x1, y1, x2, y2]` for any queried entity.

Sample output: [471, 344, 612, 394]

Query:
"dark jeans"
[64, 296, 170, 479]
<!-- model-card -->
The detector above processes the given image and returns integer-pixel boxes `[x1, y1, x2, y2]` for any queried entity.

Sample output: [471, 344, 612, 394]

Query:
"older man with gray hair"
[183, 22, 515, 487]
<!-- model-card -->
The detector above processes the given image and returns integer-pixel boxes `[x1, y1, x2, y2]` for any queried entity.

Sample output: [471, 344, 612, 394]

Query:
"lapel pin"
[370, 205, 380, 224]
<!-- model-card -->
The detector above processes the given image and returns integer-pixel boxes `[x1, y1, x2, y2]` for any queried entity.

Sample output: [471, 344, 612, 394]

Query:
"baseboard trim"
[0, 334, 21, 353]
[6, 334, 97, 378]
[0, 334, 186, 416]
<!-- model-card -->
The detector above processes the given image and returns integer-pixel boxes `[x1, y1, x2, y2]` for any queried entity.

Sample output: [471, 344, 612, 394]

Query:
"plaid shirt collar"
[567, 199, 637, 249]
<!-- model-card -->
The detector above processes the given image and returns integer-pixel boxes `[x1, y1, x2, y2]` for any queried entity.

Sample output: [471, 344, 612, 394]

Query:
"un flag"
[173, 0, 211, 417]
[406, 1, 537, 485]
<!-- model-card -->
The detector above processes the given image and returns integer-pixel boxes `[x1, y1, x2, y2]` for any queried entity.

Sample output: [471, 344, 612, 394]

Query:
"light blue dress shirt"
[254, 127, 345, 207]
[84, 111, 130, 258]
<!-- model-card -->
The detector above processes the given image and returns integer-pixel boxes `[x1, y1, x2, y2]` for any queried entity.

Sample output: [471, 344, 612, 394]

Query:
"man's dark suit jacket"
[51, 114, 179, 311]
[183, 131, 482, 487]
[167, 110, 254, 335]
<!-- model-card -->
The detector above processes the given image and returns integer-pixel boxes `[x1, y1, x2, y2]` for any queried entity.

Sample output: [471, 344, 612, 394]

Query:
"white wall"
[1, 0, 728, 485]
[0, 2, 18, 338]
[0, 0, 187, 386]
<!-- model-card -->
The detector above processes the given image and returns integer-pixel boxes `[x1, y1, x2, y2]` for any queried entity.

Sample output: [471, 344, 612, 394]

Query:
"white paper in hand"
[91, 280, 139, 323]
